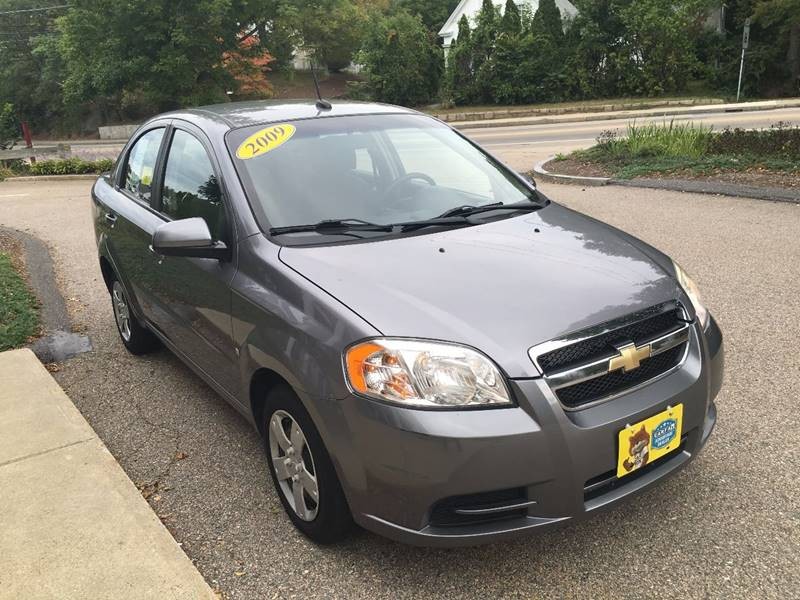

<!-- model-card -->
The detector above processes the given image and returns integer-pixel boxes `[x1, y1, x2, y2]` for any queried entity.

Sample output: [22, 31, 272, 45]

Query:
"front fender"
[231, 235, 379, 434]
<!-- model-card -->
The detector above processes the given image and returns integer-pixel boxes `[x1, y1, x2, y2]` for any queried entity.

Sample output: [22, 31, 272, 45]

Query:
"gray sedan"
[91, 100, 723, 546]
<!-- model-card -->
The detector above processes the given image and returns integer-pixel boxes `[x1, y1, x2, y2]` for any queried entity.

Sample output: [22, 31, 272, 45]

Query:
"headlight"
[673, 261, 709, 328]
[344, 339, 512, 408]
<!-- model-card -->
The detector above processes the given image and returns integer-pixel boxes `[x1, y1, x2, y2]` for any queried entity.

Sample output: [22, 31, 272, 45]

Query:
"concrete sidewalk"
[0, 349, 215, 600]
[454, 98, 800, 130]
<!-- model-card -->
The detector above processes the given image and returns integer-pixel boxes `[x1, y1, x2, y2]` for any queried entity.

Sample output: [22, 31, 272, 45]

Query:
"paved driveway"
[0, 178, 797, 599]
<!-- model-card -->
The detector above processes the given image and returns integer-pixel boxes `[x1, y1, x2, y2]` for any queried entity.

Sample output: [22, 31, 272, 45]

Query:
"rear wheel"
[263, 384, 352, 544]
[110, 278, 159, 355]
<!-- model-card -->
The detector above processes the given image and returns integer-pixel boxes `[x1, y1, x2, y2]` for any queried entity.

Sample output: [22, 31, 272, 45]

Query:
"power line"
[0, 4, 70, 16]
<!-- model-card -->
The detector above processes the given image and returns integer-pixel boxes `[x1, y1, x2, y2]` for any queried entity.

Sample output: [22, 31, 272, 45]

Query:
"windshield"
[226, 114, 537, 237]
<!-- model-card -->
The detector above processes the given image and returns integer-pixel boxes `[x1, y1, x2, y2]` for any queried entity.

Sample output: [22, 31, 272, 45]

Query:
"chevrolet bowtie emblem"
[609, 342, 652, 373]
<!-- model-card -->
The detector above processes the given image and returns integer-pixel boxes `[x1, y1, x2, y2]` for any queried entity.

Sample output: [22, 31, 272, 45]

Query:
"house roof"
[439, 0, 579, 45]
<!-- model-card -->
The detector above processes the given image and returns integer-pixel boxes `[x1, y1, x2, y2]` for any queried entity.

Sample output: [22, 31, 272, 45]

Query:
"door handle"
[104, 212, 118, 226]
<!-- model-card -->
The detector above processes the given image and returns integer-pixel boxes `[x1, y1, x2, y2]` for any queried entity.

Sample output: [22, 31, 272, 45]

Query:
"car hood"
[279, 203, 681, 378]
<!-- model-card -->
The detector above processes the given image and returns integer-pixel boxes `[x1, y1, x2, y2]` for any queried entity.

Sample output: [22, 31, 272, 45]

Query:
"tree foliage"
[295, 0, 370, 71]
[394, 0, 460, 33]
[358, 11, 443, 106]
[2, 0, 799, 132]
[57, 0, 275, 118]
[0, 103, 20, 150]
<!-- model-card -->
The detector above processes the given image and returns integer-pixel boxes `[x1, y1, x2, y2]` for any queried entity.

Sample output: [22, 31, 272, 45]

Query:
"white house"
[438, 0, 579, 50]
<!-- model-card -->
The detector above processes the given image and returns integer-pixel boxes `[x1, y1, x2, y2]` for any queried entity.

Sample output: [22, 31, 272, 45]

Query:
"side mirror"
[152, 218, 230, 260]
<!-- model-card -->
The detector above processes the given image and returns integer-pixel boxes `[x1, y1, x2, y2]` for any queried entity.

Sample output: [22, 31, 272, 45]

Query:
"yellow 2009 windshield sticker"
[236, 124, 296, 160]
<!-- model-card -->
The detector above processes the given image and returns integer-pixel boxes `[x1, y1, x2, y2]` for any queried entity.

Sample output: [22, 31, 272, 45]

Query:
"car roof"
[160, 100, 422, 131]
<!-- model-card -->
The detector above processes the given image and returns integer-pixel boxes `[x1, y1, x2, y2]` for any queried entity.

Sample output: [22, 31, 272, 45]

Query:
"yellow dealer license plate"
[617, 404, 683, 479]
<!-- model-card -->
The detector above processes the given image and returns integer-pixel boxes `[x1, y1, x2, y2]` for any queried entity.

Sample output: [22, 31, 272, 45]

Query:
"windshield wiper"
[270, 219, 395, 236]
[437, 201, 543, 219]
[395, 216, 473, 232]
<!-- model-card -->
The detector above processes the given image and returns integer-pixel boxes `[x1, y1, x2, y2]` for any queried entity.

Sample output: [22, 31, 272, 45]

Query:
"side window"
[123, 128, 165, 204]
[354, 147, 373, 173]
[161, 130, 226, 241]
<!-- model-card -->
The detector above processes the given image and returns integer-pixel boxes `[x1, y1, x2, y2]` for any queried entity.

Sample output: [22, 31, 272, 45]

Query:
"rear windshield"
[226, 113, 533, 233]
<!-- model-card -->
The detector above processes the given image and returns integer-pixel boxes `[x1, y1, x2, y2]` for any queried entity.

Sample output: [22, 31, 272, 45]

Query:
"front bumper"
[318, 316, 723, 547]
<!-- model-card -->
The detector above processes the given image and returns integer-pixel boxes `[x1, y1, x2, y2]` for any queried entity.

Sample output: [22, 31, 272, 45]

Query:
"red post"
[20, 120, 35, 164]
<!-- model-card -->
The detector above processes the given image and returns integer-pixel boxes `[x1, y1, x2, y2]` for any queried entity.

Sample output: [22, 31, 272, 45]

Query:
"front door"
[148, 126, 240, 396]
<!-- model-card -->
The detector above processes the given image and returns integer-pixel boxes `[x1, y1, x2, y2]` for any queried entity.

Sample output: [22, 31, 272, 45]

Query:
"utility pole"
[737, 18, 751, 102]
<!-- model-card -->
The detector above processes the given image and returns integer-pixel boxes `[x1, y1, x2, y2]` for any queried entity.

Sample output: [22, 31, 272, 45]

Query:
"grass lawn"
[553, 121, 800, 183]
[0, 252, 39, 351]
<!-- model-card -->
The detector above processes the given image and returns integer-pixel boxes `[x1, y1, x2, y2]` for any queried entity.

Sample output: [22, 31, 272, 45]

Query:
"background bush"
[358, 11, 443, 106]
[0, 103, 20, 150]
[27, 158, 114, 176]
[708, 123, 800, 158]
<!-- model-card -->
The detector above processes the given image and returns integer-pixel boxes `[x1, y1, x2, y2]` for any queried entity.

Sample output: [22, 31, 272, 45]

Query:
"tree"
[0, 0, 67, 127]
[531, 0, 564, 43]
[57, 0, 276, 117]
[753, 0, 800, 92]
[471, 0, 500, 102]
[0, 103, 20, 150]
[444, 15, 476, 105]
[394, 0, 460, 33]
[499, 0, 522, 35]
[358, 11, 443, 106]
[297, 0, 368, 72]
[569, 0, 710, 98]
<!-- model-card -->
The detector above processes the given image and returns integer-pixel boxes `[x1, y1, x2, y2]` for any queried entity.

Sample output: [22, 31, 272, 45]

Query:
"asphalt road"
[465, 106, 800, 171]
[0, 172, 798, 598]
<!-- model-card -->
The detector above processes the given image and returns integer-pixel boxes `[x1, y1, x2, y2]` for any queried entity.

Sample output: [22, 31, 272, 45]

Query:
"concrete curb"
[433, 98, 725, 123]
[533, 156, 800, 204]
[614, 178, 800, 204]
[454, 98, 800, 130]
[533, 157, 610, 187]
[0, 348, 217, 599]
[4, 174, 100, 182]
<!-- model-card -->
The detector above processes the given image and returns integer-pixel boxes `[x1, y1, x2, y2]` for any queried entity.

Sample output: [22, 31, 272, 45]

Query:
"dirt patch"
[545, 158, 613, 178]
[660, 168, 800, 189]
[544, 159, 800, 189]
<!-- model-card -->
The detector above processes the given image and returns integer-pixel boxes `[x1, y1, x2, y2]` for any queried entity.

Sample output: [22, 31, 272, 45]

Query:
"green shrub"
[0, 103, 20, 150]
[27, 158, 114, 176]
[358, 11, 443, 107]
[708, 123, 800, 160]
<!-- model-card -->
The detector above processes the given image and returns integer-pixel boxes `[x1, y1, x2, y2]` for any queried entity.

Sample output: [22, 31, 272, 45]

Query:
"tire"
[263, 384, 353, 544]
[109, 277, 160, 355]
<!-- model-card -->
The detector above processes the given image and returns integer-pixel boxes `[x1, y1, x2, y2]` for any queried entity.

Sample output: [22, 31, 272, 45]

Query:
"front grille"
[538, 303, 685, 374]
[556, 345, 685, 408]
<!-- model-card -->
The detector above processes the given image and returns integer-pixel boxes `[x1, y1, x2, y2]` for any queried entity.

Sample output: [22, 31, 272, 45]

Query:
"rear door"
[147, 123, 240, 395]
[104, 124, 169, 320]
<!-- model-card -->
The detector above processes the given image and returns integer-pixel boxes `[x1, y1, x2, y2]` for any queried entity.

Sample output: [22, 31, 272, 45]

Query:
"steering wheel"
[383, 172, 436, 202]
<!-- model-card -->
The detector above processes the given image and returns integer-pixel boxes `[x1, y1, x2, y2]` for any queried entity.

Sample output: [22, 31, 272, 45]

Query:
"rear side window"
[161, 130, 226, 241]
[123, 128, 165, 204]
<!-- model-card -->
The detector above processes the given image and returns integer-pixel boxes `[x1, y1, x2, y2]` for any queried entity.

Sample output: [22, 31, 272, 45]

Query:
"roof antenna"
[310, 58, 332, 111]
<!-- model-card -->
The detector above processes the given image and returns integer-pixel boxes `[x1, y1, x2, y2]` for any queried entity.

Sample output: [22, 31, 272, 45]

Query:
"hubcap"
[269, 410, 319, 521]
[111, 281, 132, 342]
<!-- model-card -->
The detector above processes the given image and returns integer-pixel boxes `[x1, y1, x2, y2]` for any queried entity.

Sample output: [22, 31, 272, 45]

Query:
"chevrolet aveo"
[92, 101, 723, 546]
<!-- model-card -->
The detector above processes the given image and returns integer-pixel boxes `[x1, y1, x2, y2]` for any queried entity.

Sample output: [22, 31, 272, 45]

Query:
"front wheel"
[110, 278, 160, 355]
[263, 384, 352, 544]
